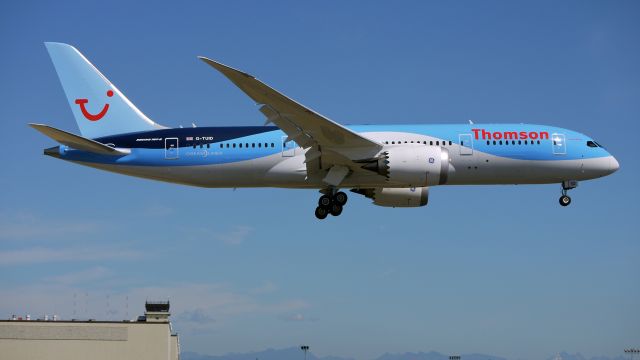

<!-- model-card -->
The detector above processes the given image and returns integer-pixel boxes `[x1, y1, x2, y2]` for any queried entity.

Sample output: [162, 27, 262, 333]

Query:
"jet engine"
[352, 187, 429, 207]
[360, 145, 450, 186]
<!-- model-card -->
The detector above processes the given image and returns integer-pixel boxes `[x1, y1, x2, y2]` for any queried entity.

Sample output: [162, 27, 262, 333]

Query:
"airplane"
[31, 42, 619, 219]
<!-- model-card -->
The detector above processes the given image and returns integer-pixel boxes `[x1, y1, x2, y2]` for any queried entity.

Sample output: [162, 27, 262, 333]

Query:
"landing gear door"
[165, 137, 179, 159]
[282, 136, 295, 157]
[552, 133, 566, 155]
[459, 134, 473, 155]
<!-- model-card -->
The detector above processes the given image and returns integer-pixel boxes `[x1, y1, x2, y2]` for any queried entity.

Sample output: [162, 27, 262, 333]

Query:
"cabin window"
[239, 143, 243, 148]
[233, 143, 236, 148]
[219, 144, 223, 148]
[436, 141, 440, 146]
[192, 144, 196, 149]
[537, 140, 541, 144]
[271, 143, 275, 147]
[518, 140, 521, 145]
[207, 143, 210, 148]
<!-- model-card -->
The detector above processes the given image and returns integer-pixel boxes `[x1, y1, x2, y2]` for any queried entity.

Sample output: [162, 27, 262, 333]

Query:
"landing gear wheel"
[334, 191, 348, 206]
[329, 203, 343, 216]
[318, 195, 332, 207]
[315, 206, 328, 219]
[559, 195, 571, 207]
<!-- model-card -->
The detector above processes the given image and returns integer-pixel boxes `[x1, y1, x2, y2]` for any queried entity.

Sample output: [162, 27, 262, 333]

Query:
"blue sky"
[1, 1, 639, 359]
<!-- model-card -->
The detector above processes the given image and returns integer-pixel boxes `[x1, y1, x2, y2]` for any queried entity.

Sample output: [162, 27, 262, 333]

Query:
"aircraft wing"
[29, 123, 130, 156]
[198, 57, 383, 162]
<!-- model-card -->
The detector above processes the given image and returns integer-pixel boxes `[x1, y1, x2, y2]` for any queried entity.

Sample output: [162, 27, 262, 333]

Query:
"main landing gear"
[315, 190, 348, 220]
[559, 180, 578, 207]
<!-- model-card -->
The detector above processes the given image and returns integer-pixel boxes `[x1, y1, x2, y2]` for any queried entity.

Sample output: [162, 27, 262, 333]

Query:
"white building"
[0, 301, 179, 360]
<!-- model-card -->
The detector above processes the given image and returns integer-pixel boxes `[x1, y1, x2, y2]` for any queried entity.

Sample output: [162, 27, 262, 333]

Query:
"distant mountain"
[181, 348, 627, 360]
[374, 351, 506, 360]
[181, 347, 354, 360]
[544, 352, 628, 360]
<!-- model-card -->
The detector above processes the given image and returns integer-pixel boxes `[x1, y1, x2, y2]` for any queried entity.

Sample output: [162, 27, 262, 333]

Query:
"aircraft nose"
[609, 156, 620, 173]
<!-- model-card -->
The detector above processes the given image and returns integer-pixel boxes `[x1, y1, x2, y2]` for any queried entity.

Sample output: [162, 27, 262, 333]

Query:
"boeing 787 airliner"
[32, 43, 619, 219]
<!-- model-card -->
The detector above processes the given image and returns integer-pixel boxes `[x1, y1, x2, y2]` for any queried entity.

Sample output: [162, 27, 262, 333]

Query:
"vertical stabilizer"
[45, 42, 164, 138]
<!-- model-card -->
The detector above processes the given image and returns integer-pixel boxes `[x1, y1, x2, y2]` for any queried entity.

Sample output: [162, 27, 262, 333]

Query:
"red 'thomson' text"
[472, 128, 549, 140]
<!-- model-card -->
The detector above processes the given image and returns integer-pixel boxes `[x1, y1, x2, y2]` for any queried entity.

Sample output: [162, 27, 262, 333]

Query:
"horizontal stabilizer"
[29, 123, 129, 155]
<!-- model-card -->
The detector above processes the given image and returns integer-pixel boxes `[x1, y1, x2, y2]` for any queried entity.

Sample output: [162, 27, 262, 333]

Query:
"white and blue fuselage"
[47, 123, 617, 188]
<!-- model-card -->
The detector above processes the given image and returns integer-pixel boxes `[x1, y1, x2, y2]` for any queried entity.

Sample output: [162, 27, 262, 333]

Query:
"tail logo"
[75, 90, 114, 121]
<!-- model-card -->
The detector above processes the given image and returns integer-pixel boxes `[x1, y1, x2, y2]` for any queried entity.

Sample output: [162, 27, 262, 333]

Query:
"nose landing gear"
[315, 190, 348, 219]
[559, 180, 578, 207]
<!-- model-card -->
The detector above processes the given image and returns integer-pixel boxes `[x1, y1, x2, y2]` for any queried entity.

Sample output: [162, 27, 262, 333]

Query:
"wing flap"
[29, 123, 129, 155]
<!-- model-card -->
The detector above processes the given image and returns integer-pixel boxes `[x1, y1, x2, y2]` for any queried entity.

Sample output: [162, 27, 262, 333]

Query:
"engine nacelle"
[352, 187, 429, 207]
[361, 145, 450, 187]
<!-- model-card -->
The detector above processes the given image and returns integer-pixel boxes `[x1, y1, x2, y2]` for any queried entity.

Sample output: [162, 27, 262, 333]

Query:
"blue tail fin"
[45, 42, 164, 138]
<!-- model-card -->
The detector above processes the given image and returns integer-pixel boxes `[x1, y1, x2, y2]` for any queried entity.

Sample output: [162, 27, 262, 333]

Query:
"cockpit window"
[587, 141, 598, 148]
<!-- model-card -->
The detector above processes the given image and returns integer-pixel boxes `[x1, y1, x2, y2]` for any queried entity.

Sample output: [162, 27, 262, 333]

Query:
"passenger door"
[165, 137, 179, 159]
[281, 136, 296, 157]
[459, 134, 473, 155]
[552, 133, 566, 155]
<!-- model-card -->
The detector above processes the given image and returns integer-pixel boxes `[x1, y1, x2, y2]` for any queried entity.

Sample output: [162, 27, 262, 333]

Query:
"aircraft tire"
[315, 206, 328, 219]
[334, 191, 348, 206]
[329, 203, 343, 216]
[319, 195, 332, 207]
[559, 195, 571, 206]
